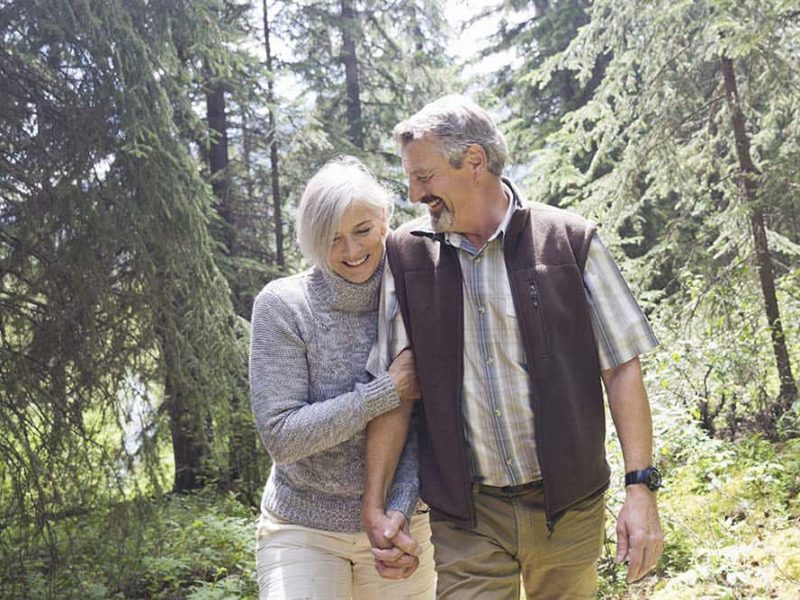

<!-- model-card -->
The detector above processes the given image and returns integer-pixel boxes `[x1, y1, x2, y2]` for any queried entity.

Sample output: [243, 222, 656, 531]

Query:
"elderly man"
[362, 95, 663, 599]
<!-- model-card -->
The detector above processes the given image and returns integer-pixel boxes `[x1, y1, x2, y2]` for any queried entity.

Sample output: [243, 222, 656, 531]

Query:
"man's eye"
[418, 175, 430, 182]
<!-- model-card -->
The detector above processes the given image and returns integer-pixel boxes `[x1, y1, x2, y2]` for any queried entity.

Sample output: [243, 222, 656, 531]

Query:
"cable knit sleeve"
[249, 288, 401, 464]
[384, 406, 420, 522]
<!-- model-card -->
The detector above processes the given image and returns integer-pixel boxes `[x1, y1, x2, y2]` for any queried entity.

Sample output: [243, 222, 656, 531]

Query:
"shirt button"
[495, 409, 502, 417]
[475, 256, 482, 264]
[478, 306, 486, 314]
[506, 458, 513, 465]
[486, 357, 494, 366]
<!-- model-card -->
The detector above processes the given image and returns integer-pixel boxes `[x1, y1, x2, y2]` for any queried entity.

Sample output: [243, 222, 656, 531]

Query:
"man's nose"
[408, 181, 422, 204]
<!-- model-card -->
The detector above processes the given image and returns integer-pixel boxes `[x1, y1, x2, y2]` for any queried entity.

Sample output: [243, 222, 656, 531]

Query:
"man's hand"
[387, 348, 421, 404]
[614, 485, 663, 582]
[362, 506, 420, 579]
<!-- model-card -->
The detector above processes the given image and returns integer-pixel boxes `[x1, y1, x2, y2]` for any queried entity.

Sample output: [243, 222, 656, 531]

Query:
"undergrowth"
[597, 428, 800, 599]
[1, 489, 258, 599]
[4, 428, 799, 598]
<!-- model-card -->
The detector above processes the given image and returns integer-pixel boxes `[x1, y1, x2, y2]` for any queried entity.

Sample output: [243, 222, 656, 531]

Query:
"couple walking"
[249, 95, 663, 599]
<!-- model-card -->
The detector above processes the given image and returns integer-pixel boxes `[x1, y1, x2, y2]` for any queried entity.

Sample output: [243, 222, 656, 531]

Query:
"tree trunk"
[340, 0, 364, 149]
[720, 55, 797, 412]
[160, 313, 208, 492]
[263, 0, 284, 268]
[242, 109, 255, 210]
[207, 69, 250, 485]
[206, 82, 235, 255]
[165, 379, 206, 491]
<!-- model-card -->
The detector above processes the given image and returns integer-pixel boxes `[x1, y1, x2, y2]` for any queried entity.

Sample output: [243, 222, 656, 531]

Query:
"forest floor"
[596, 433, 800, 599]
[4, 433, 800, 598]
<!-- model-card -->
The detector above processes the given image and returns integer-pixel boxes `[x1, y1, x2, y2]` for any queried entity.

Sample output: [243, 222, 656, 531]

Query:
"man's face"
[400, 137, 477, 234]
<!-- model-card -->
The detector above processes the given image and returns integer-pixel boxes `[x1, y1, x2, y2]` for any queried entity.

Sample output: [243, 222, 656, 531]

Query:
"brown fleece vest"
[387, 199, 610, 529]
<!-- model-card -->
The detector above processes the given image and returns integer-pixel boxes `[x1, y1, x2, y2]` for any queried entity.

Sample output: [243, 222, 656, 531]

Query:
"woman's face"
[328, 202, 388, 283]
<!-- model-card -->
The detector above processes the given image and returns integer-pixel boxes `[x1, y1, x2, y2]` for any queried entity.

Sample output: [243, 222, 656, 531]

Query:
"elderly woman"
[249, 157, 435, 599]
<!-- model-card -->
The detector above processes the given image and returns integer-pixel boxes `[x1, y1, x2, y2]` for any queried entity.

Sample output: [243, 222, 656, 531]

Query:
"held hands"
[615, 485, 664, 583]
[362, 506, 421, 579]
[388, 348, 421, 404]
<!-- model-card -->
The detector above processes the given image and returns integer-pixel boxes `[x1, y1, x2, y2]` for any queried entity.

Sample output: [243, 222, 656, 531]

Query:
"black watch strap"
[625, 466, 662, 491]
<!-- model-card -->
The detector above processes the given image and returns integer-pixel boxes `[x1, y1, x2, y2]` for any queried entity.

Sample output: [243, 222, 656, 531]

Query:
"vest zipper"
[529, 279, 554, 533]
[529, 281, 549, 356]
[530, 283, 539, 306]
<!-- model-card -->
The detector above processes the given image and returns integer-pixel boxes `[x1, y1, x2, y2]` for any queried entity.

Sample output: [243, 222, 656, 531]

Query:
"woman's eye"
[356, 228, 371, 235]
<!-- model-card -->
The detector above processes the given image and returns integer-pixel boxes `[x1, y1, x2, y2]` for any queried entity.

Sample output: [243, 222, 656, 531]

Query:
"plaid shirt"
[374, 184, 658, 487]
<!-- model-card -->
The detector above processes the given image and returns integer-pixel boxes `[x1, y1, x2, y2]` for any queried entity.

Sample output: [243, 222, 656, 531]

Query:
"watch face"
[625, 467, 663, 490]
[647, 468, 662, 490]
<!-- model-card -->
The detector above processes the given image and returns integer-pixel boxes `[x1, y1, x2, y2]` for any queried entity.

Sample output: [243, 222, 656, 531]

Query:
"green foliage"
[272, 0, 456, 179]
[521, 0, 800, 433]
[1, 490, 259, 599]
[481, 0, 602, 159]
[595, 414, 800, 599]
[647, 265, 799, 438]
[0, 0, 260, 585]
[646, 436, 800, 598]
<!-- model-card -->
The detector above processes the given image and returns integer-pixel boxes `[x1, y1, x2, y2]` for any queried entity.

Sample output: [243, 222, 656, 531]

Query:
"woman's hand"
[388, 348, 421, 404]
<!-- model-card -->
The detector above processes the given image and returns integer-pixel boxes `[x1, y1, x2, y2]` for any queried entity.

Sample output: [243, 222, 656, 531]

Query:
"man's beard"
[423, 196, 455, 233]
[431, 207, 455, 232]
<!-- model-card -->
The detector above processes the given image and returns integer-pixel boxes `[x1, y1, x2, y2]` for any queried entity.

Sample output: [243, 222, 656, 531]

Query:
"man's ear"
[464, 144, 487, 181]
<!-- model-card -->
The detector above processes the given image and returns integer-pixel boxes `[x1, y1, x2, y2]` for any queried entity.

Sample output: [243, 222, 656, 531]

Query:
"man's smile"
[422, 195, 444, 210]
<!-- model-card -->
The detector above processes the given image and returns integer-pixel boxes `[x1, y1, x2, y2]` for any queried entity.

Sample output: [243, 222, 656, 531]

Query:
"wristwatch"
[624, 466, 662, 491]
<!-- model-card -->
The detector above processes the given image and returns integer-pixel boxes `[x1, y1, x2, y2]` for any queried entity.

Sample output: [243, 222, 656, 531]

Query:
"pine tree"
[0, 0, 248, 559]
[479, 0, 603, 160]
[526, 0, 799, 433]
[273, 0, 452, 157]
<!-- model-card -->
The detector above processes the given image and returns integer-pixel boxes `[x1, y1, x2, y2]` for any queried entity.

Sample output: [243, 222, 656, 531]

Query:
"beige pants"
[256, 510, 436, 599]
[431, 485, 605, 600]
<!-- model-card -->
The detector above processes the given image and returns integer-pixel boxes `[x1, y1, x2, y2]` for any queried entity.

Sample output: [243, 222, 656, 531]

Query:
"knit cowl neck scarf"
[309, 253, 385, 313]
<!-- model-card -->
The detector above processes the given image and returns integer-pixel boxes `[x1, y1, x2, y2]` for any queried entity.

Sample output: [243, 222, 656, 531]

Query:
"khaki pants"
[256, 510, 436, 599]
[431, 485, 605, 600]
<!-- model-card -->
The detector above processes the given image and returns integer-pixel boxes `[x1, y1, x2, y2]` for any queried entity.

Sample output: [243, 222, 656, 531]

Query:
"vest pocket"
[528, 278, 551, 358]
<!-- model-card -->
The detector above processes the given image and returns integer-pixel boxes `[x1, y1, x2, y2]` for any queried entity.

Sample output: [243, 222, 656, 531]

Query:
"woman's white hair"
[295, 156, 393, 271]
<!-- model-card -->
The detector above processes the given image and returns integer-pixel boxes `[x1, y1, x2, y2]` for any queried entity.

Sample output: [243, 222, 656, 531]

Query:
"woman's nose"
[343, 236, 359, 256]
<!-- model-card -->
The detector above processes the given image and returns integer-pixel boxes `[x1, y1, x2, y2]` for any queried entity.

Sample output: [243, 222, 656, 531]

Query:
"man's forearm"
[363, 402, 415, 509]
[602, 356, 653, 471]
[603, 355, 663, 582]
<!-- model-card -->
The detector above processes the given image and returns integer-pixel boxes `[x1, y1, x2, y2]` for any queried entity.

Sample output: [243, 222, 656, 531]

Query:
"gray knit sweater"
[249, 261, 419, 533]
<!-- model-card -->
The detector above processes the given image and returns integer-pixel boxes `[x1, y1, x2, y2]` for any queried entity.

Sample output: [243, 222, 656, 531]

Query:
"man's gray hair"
[295, 156, 393, 271]
[393, 95, 508, 176]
